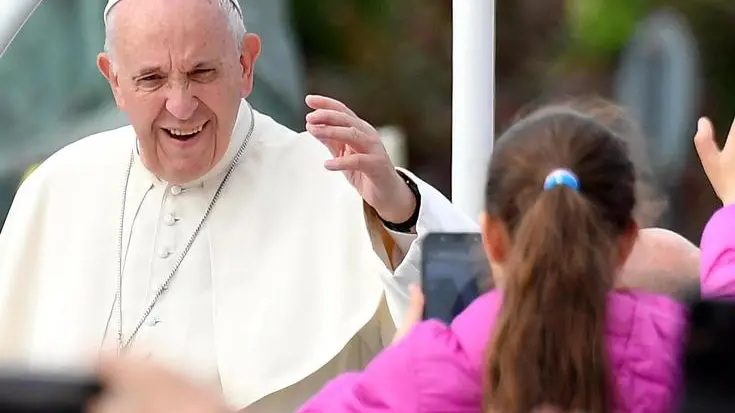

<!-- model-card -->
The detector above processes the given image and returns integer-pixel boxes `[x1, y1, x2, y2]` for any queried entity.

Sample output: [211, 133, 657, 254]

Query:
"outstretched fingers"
[305, 95, 357, 118]
[694, 117, 720, 178]
[307, 124, 372, 153]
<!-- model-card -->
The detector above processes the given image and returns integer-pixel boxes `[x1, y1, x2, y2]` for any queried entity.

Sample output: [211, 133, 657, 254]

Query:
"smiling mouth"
[163, 122, 207, 141]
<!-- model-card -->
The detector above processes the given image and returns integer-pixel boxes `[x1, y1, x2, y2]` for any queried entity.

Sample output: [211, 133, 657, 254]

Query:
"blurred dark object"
[678, 299, 735, 412]
[0, 370, 101, 413]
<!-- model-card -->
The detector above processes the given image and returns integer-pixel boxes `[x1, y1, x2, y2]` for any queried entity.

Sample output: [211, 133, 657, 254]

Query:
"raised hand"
[305, 95, 416, 224]
[694, 117, 735, 206]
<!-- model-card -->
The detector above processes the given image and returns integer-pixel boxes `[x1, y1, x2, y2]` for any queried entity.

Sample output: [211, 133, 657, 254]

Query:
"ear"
[238, 33, 262, 98]
[616, 220, 640, 268]
[480, 212, 510, 264]
[97, 52, 125, 108]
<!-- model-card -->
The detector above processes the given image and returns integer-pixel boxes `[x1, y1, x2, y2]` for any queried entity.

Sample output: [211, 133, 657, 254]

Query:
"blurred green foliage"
[291, 0, 400, 63]
[565, 0, 644, 63]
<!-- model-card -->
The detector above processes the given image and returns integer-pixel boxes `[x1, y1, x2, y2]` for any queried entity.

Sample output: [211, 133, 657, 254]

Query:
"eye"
[136, 74, 164, 88]
[190, 68, 216, 81]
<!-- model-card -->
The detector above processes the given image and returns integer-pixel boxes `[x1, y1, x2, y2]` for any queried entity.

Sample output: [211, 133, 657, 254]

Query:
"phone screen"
[678, 299, 735, 412]
[421, 232, 491, 323]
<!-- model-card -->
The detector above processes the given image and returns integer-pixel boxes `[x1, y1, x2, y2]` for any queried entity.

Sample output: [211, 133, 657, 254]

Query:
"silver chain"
[114, 104, 255, 353]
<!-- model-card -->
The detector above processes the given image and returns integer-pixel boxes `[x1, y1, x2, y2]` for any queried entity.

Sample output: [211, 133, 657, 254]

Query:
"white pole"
[451, 0, 496, 223]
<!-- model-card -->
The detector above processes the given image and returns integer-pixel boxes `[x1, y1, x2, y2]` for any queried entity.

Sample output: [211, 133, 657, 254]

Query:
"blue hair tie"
[543, 168, 580, 191]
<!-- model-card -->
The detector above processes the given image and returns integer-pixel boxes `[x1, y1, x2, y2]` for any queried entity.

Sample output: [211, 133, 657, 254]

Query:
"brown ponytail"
[482, 104, 636, 413]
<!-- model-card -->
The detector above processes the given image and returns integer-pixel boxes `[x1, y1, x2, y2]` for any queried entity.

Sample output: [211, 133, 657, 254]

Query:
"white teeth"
[167, 124, 204, 136]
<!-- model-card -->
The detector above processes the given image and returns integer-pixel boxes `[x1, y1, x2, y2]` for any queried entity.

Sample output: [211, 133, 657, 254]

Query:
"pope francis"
[0, 0, 476, 411]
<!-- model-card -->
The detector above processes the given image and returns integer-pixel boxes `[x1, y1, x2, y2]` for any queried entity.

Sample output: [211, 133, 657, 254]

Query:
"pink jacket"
[299, 287, 688, 413]
[701, 204, 735, 299]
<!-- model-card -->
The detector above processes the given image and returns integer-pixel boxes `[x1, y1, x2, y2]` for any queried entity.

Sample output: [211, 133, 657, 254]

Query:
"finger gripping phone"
[420, 232, 492, 323]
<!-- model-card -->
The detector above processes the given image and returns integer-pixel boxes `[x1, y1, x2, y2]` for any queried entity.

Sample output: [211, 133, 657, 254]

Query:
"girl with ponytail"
[481, 107, 644, 413]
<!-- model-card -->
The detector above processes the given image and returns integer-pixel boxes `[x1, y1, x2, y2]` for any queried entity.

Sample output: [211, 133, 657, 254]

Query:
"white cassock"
[0, 100, 477, 411]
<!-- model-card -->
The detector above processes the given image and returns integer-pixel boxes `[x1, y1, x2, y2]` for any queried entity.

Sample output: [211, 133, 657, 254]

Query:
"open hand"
[695, 117, 735, 206]
[305, 95, 416, 224]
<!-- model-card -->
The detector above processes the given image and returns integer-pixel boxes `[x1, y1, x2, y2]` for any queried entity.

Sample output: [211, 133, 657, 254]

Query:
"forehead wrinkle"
[114, 4, 233, 76]
[132, 66, 164, 78]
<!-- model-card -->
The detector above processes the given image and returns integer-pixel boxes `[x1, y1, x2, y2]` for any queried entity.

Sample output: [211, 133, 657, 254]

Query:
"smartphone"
[421, 232, 492, 323]
[678, 299, 735, 412]
[0, 370, 101, 413]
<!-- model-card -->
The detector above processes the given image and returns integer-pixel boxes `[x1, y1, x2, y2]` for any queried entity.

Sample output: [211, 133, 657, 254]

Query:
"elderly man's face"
[97, 0, 260, 184]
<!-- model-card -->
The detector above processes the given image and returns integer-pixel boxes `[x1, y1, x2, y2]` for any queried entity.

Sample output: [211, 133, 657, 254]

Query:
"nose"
[165, 84, 199, 120]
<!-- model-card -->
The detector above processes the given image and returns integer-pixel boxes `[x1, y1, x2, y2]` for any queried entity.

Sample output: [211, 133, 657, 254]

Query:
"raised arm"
[694, 116, 735, 298]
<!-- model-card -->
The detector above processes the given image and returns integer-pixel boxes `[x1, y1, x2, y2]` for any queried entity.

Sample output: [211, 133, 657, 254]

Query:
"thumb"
[404, 284, 424, 324]
[694, 117, 721, 180]
[392, 284, 424, 344]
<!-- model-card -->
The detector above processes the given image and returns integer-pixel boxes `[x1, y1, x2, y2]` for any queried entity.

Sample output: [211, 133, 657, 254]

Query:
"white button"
[170, 186, 182, 195]
[163, 213, 176, 226]
[158, 249, 171, 259]
[148, 317, 161, 327]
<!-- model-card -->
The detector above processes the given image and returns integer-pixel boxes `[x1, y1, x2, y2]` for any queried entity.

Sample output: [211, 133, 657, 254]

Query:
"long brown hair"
[483, 104, 636, 413]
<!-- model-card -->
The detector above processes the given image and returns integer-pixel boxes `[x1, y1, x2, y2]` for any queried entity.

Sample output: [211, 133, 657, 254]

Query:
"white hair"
[103, 0, 247, 70]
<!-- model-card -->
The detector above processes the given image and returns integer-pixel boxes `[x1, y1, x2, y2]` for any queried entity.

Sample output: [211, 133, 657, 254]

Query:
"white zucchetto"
[103, 0, 243, 26]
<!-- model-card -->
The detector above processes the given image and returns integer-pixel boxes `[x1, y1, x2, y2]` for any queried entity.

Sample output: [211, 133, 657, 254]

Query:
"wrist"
[377, 170, 420, 232]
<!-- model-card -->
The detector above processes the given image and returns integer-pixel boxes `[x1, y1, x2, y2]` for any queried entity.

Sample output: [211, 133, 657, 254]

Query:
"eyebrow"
[191, 60, 221, 70]
[132, 67, 162, 79]
[131, 60, 222, 79]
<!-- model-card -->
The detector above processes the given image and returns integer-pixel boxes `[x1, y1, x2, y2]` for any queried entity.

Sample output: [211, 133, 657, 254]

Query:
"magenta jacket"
[298, 282, 689, 413]
[701, 204, 735, 299]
